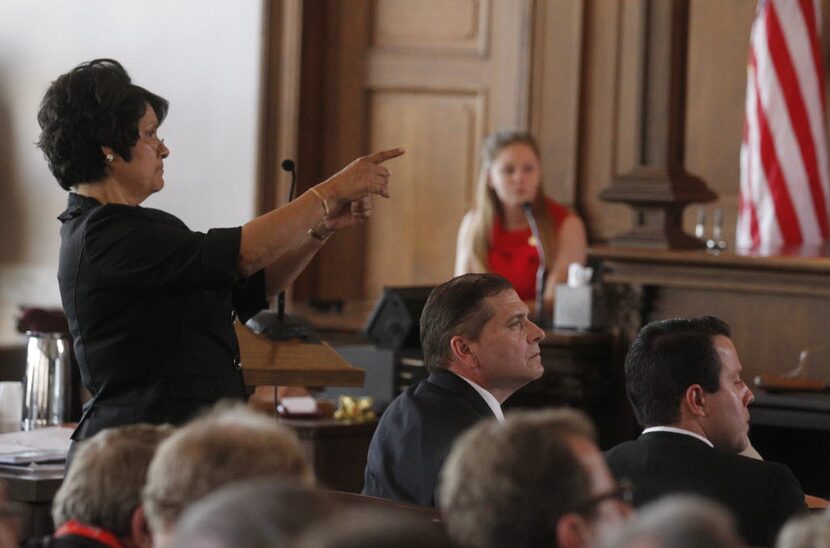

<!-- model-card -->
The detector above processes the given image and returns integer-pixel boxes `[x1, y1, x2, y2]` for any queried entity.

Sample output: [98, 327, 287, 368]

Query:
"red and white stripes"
[738, 0, 830, 251]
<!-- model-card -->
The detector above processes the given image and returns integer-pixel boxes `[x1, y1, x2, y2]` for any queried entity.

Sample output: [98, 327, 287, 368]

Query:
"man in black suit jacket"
[362, 274, 546, 506]
[605, 316, 807, 547]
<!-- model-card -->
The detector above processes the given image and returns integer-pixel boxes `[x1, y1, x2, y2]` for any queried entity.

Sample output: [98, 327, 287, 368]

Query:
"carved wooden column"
[600, 0, 716, 249]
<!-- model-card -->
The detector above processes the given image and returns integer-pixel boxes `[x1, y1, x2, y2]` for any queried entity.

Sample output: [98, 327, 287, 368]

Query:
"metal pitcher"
[22, 332, 72, 430]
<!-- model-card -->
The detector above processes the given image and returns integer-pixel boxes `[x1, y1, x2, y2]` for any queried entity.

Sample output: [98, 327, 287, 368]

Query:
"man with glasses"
[605, 316, 806, 547]
[440, 408, 632, 548]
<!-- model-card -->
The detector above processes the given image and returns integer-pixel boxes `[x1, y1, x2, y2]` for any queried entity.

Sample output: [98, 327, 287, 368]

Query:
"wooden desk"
[749, 392, 830, 499]
[280, 418, 377, 493]
[0, 465, 63, 539]
[750, 392, 830, 431]
[323, 490, 442, 528]
[590, 245, 830, 384]
[236, 322, 365, 387]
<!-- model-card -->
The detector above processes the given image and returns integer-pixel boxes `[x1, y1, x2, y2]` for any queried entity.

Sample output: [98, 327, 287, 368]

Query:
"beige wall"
[0, 0, 264, 344]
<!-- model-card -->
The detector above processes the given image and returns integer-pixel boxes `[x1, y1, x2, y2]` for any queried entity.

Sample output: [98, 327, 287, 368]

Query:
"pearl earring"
[105, 153, 114, 162]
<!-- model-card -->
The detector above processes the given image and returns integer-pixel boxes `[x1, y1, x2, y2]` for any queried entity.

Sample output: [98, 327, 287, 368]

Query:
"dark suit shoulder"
[606, 432, 803, 481]
[410, 371, 493, 417]
[373, 373, 490, 445]
[363, 371, 494, 506]
[604, 432, 806, 547]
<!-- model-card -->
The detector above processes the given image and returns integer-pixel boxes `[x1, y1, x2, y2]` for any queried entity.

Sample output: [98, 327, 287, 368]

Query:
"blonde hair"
[468, 130, 557, 272]
[52, 423, 174, 536]
[142, 402, 312, 533]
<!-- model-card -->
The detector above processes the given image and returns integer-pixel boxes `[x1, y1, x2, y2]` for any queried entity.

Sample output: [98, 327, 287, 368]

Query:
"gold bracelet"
[309, 187, 330, 219]
[307, 226, 332, 241]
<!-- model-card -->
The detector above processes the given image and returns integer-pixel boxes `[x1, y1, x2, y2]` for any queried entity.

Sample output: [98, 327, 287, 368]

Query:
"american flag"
[737, 0, 830, 251]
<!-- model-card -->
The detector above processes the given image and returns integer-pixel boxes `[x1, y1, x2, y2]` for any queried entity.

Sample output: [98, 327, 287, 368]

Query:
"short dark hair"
[624, 316, 732, 427]
[37, 58, 169, 190]
[419, 273, 513, 373]
[440, 409, 596, 548]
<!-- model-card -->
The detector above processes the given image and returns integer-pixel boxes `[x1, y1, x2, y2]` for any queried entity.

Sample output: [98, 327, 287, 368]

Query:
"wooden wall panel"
[373, 0, 488, 55]
[580, 0, 830, 247]
[579, 0, 764, 246]
[684, 0, 756, 246]
[356, 0, 531, 299]
[364, 92, 483, 295]
[289, 0, 830, 300]
[579, 0, 631, 241]
[529, 0, 585, 208]
[295, 0, 372, 301]
[650, 288, 828, 383]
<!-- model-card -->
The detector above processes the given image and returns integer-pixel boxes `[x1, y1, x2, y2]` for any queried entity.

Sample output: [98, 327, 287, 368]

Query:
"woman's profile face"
[109, 104, 170, 204]
[487, 143, 540, 209]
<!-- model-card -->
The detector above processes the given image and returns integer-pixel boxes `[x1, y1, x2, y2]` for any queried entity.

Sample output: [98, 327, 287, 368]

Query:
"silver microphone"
[522, 203, 547, 325]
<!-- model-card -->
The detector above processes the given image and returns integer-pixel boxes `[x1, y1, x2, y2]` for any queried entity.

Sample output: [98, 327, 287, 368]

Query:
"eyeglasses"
[576, 478, 634, 515]
[139, 130, 165, 147]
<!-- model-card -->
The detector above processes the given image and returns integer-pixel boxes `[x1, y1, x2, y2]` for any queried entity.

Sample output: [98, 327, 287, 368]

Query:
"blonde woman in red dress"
[455, 130, 587, 309]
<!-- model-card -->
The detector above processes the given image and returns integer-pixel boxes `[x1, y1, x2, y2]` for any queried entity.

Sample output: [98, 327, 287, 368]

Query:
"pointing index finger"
[365, 147, 405, 164]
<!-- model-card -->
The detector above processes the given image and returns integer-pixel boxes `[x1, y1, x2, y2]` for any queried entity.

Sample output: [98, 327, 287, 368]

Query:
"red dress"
[487, 199, 572, 300]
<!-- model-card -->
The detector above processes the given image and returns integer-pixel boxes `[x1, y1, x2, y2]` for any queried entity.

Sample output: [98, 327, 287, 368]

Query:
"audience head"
[37, 58, 169, 190]
[598, 495, 743, 548]
[419, 274, 544, 399]
[172, 479, 336, 548]
[776, 510, 830, 548]
[142, 402, 311, 545]
[624, 316, 754, 453]
[440, 408, 631, 548]
[51, 423, 173, 546]
[295, 508, 455, 548]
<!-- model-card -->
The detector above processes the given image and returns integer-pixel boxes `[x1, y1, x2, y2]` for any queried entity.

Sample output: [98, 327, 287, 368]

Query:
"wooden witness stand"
[234, 322, 365, 388]
[234, 322, 375, 493]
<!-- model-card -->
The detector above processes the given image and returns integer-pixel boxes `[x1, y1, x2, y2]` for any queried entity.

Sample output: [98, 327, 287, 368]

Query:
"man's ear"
[449, 335, 476, 369]
[128, 505, 153, 548]
[556, 512, 591, 548]
[683, 384, 707, 417]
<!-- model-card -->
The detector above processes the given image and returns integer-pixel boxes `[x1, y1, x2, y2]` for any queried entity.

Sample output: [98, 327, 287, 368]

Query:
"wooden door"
[363, 0, 532, 297]
[298, 0, 532, 300]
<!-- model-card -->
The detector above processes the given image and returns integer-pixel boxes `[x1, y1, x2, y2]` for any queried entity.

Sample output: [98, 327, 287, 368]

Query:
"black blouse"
[57, 193, 266, 440]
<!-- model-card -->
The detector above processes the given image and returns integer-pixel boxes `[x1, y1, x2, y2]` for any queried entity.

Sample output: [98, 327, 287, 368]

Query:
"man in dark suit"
[605, 316, 807, 547]
[362, 273, 545, 506]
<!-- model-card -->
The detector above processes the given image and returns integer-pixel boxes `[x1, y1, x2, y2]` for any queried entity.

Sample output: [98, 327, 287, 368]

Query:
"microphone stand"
[277, 159, 297, 325]
[523, 203, 547, 327]
[245, 159, 318, 342]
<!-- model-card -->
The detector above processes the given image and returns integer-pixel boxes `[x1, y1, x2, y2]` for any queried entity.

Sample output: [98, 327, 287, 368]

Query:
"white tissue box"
[554, 284, 604, 329]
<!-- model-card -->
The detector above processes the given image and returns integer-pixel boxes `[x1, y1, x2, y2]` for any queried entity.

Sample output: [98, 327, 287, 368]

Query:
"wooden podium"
[235, 322, 365, 387]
